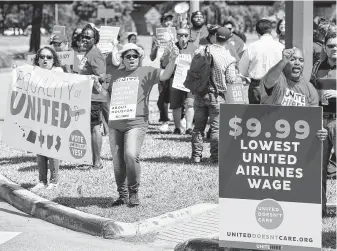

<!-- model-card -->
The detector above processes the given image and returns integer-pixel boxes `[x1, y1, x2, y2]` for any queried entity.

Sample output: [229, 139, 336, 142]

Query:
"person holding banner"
[161, 28, 198, 135]
[95, 43, 179, 207]
[310, 31, 336, 216]
[30, 47, 64, 191]
[260, 47, 329, 215]
[78, 24, 106, 170]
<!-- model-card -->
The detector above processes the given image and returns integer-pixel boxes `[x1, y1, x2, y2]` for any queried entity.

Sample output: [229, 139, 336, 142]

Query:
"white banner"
[97, 26, 120, 54]
[27, 50, 75, 66]
[172, 56, 191, 92]
[2, 65, 93, 164]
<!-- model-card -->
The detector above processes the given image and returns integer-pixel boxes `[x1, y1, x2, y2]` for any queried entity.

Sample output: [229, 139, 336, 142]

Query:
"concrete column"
[285, 1, 313, 80]
[190, 0, 200, 16]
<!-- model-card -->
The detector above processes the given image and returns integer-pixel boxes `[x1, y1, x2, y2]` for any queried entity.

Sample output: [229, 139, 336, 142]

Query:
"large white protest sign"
[109, 77, 139, 120]
[172, 55, 192, 92]
[156, 27, 177, 49]
[2, 65, 93, 164]
[97, 26, 120, 54]
[27, 50, 75, 66]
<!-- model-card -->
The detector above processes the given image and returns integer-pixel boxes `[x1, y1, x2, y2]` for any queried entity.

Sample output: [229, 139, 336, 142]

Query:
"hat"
[191, 11, 204, 20]
[118, 43, 145, 61]
[50, 34, 67, 44]
[161, 13, 174, 23]
[216, 27, 231, 40]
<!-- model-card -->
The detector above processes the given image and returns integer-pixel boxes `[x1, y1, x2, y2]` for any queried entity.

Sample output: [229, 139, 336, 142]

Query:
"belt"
[323, 113, 336, 120]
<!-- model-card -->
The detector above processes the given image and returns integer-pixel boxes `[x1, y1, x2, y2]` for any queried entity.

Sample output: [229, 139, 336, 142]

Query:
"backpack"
[183, 45, 214, 97]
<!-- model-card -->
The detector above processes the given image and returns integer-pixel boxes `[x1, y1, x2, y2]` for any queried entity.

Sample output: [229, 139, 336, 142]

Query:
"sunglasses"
[326, 44, 337, 49]
[178, 34, 189, 38]
[124, 54, 139, 60]
[39, 55, 53, 60]
[82, 35, 94, 40]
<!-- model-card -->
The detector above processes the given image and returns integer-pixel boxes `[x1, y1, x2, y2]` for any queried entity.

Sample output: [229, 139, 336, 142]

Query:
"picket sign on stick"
[172, 55, 191, 93]
[2, 65, 94, 164]
[97, 26, 120, 54]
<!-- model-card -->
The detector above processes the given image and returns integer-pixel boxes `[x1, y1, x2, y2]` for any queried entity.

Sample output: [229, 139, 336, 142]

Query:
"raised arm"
[159, 44, 179, 81]
[263, 48, 293, 89]
[150, 37, 160, 61]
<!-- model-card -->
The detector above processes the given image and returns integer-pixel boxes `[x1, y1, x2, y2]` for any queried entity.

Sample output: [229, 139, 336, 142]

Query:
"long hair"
[81, 24, 100, 45]
[71, 28, 82, 49]
[33, 46, 61, 68]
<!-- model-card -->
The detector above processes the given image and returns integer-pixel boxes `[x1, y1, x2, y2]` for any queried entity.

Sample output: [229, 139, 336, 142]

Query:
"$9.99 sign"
[219, 104, 322, 251]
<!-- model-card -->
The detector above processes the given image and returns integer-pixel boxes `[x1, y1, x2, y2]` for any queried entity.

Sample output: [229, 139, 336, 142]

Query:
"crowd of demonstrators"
[310, 31, 336, 216]
[31, 47, 64, 191]
[238, 19, 284, 104]
[94, 43, 179, 206]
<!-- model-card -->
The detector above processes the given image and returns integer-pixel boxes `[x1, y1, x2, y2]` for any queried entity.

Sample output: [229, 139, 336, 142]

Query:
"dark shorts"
[169, 87, 187, 110]
[91, 101, 102, 129]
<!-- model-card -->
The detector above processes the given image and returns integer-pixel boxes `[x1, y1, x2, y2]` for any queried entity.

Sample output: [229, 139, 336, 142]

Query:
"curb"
[0, 173, 217, 239]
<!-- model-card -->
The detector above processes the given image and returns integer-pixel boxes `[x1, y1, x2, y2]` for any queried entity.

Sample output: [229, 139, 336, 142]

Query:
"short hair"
[81, 24, 100, 45]
[223, 20, 235, 27]
[276, 19, 284, 35]
[33, 46, 61, 68]
[324, 31, 337, 45]
[128, 34, 136, 42]
[256, 19, 273, 36]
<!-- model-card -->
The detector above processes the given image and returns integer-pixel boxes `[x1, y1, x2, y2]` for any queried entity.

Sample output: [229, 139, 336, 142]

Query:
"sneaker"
[128, 193, 140, 207]
[173, 128, 182, 135]
[31, 182, 47, 191]
[159, 122, 169, 133]
[185, 128, 193, 135]
[192, 157, 202, 163]
[112, 197, 129, 207]
[180, 118, 186, 131]
[46, 183, 58, 190]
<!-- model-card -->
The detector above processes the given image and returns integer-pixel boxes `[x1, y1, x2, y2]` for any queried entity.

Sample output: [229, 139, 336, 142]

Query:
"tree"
[29, 2, 43, 53]
[73, 1, 99, 21]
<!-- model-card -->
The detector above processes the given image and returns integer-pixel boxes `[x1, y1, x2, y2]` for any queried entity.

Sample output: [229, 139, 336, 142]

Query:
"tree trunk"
[29, 2, 43, 53]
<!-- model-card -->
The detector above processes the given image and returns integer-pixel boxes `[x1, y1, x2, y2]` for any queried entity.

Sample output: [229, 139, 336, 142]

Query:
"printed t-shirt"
[108, 66, 160, 129]
[260, 72, 319, 107]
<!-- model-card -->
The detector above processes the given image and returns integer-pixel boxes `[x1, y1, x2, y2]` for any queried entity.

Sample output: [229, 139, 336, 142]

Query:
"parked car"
[23, 25, 47, 36]
[3, 27, 24, 36]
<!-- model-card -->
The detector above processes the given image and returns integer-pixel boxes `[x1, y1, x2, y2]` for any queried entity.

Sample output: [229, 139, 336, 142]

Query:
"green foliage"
[73, 1, 100, 21]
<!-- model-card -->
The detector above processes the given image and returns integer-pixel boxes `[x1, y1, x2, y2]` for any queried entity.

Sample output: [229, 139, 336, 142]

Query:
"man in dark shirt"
[189, 11, 208, 47]
[310, 31, 336, 217]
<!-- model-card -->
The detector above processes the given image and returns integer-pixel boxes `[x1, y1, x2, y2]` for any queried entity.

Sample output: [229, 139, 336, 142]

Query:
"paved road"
[0, 200, 171, 251]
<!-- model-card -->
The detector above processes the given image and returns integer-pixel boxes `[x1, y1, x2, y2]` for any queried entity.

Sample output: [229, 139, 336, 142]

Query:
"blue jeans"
[192, 93, 225, 161]
[108, 126, 147, 197]
[36, 155, 59, 184]
[322, 113, 336, 214]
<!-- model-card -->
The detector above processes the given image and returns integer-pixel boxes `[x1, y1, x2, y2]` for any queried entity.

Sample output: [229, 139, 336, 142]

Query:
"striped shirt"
[208, 44, 236, 94]
[238, 34, 284, 80]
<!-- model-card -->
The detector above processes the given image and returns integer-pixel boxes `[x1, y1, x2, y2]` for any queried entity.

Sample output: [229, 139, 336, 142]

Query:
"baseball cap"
[50, 34, 67, 44]
[216, 27, 231, 40]
[161, 13, 174, 23]
[191, 11, 204, 20]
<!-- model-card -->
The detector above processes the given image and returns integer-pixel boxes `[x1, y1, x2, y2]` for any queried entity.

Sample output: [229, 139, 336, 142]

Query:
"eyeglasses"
[82, 36, 94, 40]
[178, 34, 189, 38]
[39, 55, 53, 60]
[124, 54, 139, 60]
[326, 44, 337, 49]
[52, 42, 62, 47]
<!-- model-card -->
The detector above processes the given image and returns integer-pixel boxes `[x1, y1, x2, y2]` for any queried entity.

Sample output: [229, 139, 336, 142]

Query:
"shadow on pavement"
[0, 207, 32, 218]
[0, 156, 37, 166]
[18, 164, 79, 172]
[53, 196, 116, 208]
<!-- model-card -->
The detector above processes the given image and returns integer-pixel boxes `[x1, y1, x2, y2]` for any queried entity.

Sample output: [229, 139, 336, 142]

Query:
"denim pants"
[36, 155, 59, 184]
[108, 126, 147, 198]
[192, 93, 225, 161]
[322, 113, 336, 214]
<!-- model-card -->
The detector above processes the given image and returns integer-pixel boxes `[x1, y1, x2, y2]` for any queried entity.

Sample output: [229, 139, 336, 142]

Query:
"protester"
[223, 20, 246, 58]
[95, 43, 179, 207]
[78, 24, 106, 169]
[161, 28, 198, 134]
[189, 11, 208, 46]
[71, 28, 83, 52]
[49, 33, 72, 73]
[239, 19, 284, 104]
[310, 31, 336, 217]
[30, 47, 63, 191]
[127, 32, 144, 50]
[276, 19, 285, 45]
[150, 13, 176, 132]
[223, 19, 247, 43]
[191, 27, 237, 163]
